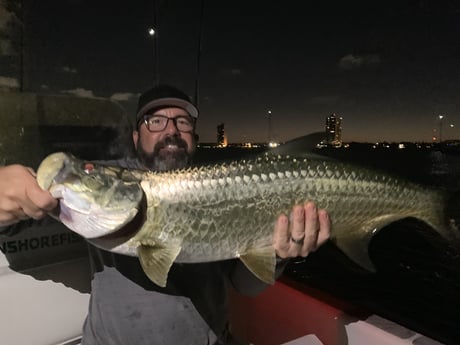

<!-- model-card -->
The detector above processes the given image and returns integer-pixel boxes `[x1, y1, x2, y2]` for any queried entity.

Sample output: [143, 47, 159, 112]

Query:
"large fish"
[36, 151, 458, 287]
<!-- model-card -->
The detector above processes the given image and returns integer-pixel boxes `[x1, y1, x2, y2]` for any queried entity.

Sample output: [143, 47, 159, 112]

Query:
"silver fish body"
[37, 152, 457, 287]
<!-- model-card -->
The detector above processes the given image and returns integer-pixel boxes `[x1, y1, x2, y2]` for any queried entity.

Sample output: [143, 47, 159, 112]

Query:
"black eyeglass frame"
[139, 114, 196, 133]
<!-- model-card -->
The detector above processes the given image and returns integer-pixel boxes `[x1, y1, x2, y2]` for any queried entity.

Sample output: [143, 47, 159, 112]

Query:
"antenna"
[267, 110, 272, 143]
[153, 0, 160, 85]
[19, 0, 25, 92]
[194, 0, 205, 107]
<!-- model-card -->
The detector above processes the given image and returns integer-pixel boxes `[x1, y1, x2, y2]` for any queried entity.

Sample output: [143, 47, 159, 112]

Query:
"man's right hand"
[0, 165, 58, 226]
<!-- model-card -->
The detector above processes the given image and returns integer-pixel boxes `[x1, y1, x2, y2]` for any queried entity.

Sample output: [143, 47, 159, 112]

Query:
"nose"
[163, 118, 180, 135]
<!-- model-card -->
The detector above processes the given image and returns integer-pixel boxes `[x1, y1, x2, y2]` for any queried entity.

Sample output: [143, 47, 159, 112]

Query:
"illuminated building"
[325, 113, 343, 147]
[217, 123, 228, 147]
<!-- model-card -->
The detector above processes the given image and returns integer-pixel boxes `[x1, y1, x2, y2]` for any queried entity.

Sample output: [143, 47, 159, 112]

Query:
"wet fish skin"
[37, 152, 457, 287]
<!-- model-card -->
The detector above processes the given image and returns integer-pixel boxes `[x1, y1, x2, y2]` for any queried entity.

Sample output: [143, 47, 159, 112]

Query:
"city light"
[438, 114, 444, 142]
[267, 110, 272, 144]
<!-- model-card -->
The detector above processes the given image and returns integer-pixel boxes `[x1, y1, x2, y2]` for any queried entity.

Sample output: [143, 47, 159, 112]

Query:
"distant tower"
[325, 113, 343, 147]
[267, 110, 272, 143]
[217, 123, 227, 147]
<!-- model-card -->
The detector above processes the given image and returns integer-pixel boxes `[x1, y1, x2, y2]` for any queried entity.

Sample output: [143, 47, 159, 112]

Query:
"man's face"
[132, 107, 197, 171]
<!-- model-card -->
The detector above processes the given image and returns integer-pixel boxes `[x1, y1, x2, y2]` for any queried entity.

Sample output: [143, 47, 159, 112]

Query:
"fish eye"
[83, 162, 95, 174]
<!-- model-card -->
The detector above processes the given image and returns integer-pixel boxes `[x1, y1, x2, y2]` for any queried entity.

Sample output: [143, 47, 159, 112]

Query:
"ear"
[132, 130, 139, 149]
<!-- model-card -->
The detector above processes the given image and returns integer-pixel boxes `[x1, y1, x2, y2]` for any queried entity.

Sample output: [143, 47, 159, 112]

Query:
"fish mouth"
[37, 152, 68, 190]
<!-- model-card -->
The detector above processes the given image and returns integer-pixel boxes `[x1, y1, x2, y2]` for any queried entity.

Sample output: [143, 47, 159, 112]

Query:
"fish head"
[37, 152, 143, 238]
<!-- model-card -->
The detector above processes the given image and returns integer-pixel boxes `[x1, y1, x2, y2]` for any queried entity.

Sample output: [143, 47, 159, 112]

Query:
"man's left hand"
[272, 201, 330, 259]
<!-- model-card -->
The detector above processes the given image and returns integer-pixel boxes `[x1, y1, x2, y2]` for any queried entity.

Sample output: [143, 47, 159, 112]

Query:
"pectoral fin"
[138, 245, 182, 287]
[239, 246, 277, 284]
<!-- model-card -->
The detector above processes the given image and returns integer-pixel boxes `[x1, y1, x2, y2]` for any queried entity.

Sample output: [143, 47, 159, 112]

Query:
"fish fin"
[239, 246, 277, 285]
[334, 215, 403, 272]
[138, 245, 181, 288]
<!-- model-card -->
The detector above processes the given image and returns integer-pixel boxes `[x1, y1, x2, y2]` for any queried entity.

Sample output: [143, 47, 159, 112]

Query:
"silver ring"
[290, 235, 305, 245]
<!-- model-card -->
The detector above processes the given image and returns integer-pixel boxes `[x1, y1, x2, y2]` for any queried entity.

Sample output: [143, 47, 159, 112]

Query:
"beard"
[136, 135, 194, 172]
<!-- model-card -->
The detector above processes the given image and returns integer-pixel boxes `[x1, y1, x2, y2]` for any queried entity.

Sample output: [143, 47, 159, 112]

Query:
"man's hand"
[273, 201, 330, 259]
[0, 165, 58, 226]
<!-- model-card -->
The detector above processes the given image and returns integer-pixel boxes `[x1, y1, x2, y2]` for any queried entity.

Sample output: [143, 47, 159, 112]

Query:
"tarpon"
[36, 151, 459, 287]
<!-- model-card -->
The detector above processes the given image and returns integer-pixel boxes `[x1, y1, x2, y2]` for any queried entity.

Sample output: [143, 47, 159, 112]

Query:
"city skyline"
[203, 111, 459, 145]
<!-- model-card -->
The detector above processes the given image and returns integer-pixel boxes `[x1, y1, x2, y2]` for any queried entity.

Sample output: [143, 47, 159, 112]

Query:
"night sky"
[1, 0, 460, 143]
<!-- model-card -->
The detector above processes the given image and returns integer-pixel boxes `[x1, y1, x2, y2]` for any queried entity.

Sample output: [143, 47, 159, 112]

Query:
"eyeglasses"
[142, 115, 195, 133]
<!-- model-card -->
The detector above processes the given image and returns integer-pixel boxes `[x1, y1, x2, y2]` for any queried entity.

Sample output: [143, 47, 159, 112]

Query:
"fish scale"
[134, 156, 446, 261]
[37, 152, 457, 287]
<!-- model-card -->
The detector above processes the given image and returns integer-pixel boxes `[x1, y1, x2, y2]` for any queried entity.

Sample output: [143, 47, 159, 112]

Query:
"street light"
[267, 110, 272, 144]
[439, 115, 444, 143]
[449, 123, 455, 141]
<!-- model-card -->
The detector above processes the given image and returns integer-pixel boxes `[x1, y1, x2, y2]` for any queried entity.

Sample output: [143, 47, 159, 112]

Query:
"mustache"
[153, 136, 188, 152]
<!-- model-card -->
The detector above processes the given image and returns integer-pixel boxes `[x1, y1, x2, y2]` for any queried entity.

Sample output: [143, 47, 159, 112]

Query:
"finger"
[289, 204, 306, 243]
[272, 213, 290, 258]
[10, 196, 44, 220]
[286, 204, 309, 257]
[27, 185, 58, 213]
[21, 201, 54, 220]
[25, 167, 37, 178]
[0, 201, 29, 224]
[0, 198, 23, 216]
[20, 173, 58, 219]
[301, 202, 320, 254]
[315, 209, 331, 249]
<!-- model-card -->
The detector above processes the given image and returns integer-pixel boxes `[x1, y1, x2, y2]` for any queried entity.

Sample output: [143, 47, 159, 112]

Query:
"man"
[0, 84, 330, 344]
